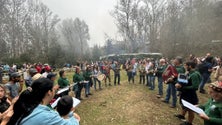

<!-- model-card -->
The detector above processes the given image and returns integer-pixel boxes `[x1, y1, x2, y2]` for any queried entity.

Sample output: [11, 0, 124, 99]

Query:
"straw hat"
[210, 81, 222, 92]
[32, 73, 42, 81]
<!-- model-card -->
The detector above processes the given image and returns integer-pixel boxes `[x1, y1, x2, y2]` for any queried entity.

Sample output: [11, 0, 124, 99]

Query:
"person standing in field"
[73, 67, 84, 100]
[112, 61, 121, 86]
[175, 61, 201, 125]
[139, 61, 146, 85]
[156, 58, 167, 98]
[57, 70, 70, 96]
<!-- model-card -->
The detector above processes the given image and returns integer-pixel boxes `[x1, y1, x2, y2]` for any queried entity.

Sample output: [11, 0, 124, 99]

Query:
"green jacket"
[182, 70, 201, 90]
[199, 99, 222, 125]
[156, 64, 167, 77]
[57, 77, 69, 88]
[73, 73, 84, 83]
[83, 71, 92, 81]
[175, 65, 185, 74]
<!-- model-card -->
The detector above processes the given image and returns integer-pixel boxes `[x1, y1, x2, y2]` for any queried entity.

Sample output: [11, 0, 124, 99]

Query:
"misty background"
[0, 0, 222, 66]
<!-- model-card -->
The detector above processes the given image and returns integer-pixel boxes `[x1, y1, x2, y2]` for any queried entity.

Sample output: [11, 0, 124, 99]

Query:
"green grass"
[3, 69, 210, 124]
[62, 71, 209, 125]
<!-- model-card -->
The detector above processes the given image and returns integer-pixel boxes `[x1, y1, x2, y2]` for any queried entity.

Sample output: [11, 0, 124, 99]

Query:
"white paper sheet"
[57, 87, 69, 95]
[51, 97, 61, 108]
[72, 97, 81, 107]
[51, 97, 81, 109]
[182, 99, 206, 115]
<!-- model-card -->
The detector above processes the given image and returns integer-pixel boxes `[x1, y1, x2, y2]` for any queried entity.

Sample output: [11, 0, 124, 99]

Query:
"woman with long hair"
[0, 85, 11, 123]
[7, 78, 79, 125]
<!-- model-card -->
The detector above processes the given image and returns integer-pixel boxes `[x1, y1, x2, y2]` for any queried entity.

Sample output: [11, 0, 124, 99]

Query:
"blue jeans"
[127, 72, 135, 83]
[146, 74, 149, 86]
[148, 75, 155, 89]
[84, 82, 90, 95]
[157, 76, 163, 95]
[73, 84, 83, 99]
[94, 78, 101, 90]
[165, 83, 177, 106]
[199, 73, 210, 91]
[139, 75, 145, 84]
[114, 74, 120, 85]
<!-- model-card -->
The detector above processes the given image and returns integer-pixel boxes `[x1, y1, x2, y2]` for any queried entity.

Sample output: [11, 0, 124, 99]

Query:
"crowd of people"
[0, 53, 222, 125]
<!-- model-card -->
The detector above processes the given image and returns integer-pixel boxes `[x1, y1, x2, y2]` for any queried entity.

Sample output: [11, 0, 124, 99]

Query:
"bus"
[99, 53, 163, 61]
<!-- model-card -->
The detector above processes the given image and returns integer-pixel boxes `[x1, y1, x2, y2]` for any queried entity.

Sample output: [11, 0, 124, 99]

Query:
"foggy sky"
[41, 0, 118, 47]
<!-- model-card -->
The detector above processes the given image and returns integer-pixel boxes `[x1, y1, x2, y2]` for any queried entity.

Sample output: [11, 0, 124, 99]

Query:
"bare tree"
[59, 18, 90, 61]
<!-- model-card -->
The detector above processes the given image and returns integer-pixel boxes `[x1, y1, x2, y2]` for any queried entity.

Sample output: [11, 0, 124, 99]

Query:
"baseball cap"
[47, 73, 57, 79]
[10, 72, 20, 78]
[29, 68, 38, 74]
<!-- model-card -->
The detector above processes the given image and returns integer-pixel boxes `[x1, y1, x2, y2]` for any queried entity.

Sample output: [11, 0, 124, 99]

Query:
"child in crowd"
[57, 95, 80, 122]
[198, 80, 222, 125]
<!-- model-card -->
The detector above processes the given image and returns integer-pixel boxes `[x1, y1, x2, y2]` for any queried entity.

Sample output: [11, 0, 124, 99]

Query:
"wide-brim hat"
[210, 81, 222, 92]
[32, 73, 42, 81]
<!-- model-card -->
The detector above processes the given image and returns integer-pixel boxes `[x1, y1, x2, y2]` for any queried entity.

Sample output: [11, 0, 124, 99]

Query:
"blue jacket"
[20, 105, 79, 125]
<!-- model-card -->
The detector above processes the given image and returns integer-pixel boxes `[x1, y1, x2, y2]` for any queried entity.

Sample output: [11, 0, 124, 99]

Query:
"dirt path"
[76, 80, 204, 125]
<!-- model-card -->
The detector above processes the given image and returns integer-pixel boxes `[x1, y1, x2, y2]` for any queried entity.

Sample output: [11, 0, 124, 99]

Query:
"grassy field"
[63, 71, 210, 125]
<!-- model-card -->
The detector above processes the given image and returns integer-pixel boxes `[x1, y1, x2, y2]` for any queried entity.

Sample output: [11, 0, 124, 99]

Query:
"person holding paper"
[58, 70, 70, 96]
[6, 78, 79, 125]
[198, 81, 222, 125]
[57, 95, 80, 122]
[175, 61, 201, 125]
[83, 65, 93, 97]
[73, 67, 84, 100]
[58, 70, 70, 88]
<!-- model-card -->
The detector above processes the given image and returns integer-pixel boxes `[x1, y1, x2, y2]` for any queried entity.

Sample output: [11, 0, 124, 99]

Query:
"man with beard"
[175, 61, 201, 125]
[5, 72, 23, 100]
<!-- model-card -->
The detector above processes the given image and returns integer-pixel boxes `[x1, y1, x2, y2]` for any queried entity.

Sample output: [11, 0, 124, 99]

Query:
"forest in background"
[0, 0, 222, 66]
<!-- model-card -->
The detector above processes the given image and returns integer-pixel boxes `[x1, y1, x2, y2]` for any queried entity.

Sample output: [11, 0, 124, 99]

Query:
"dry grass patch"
[64, 71, 209, 125]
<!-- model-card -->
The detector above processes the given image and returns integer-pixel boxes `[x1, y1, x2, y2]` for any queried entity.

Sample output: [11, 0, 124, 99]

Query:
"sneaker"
[161, 99, 169, 104]
[180, 122, 192, 125]
[174, 114, 186, 121]
[149, 88, 154, 90]
[88, 93, 93, 95]
[156, 94, 162, 98]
